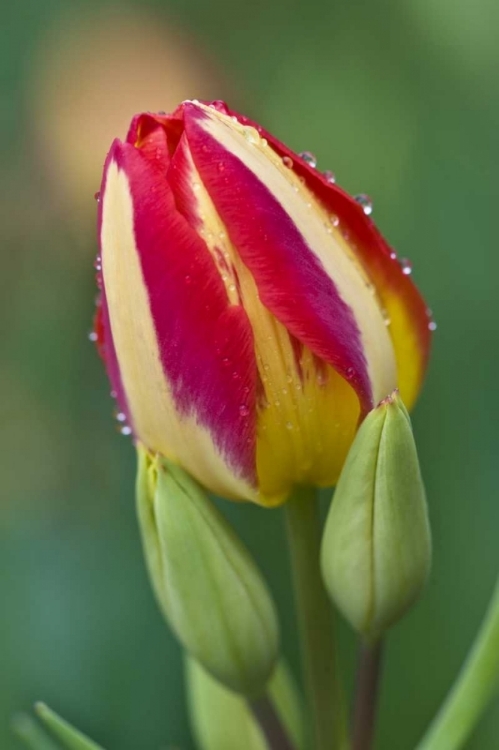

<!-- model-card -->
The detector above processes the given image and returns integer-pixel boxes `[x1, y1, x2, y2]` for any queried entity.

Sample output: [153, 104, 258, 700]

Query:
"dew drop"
[239, 404, 250, 417]
[282, 155, 293, 169]
[115, 411, 127, 423]
[285, 421, 294, 430]
[329, 214, 340, 227]
[282, 388, 288, 395]
[120, 425, 132, 436]
[110, 390, 118, 399]
[389, 251, 397, 260]
[228, 283, 236, 292]
[94, 191, 101, 203]
[399, 258, 413, 275]
[323, 170, 336, 184]
[346, 366, 355, 379]
[185, 275, 192, 284]
[299, 151, 317, 168]
[218, 162, 225, 172]
[355, 194, 373, 215]
[244, 128, 259, 145]
[93, 255, 102, 272]
[274, 399, 281, 407]
[222, 357, 230, 367]
[428, 320, 437, 331]
[88, 331, 98, 342]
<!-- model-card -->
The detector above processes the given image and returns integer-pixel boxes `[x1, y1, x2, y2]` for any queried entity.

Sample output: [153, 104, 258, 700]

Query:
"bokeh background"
[2, 0, 499, 747]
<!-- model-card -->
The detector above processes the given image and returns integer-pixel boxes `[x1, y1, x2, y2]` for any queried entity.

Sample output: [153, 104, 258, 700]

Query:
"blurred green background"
[1, 0, 498, 747]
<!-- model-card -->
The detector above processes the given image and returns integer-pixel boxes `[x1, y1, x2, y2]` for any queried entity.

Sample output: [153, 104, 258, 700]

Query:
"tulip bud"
[187, 658, 305, 750]
[95, 99, 433, 507]
[136, 445, 279, 696]
[320, 390, 431, 640]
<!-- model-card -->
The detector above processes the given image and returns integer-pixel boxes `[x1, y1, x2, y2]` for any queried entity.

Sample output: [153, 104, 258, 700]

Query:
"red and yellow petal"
[166, 102, 398, 504]
[210, 101, 432, 410]
[99, 139, 258, 500]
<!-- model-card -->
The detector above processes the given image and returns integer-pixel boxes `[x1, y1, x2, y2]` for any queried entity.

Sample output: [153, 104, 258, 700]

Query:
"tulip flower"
[94, 100, 432, 507]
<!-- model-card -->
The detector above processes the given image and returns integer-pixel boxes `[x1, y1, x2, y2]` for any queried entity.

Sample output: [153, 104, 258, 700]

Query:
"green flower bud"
[136, 445, 279, 696]
[187, 657, 305, 750]
[320, 390, 431, 641]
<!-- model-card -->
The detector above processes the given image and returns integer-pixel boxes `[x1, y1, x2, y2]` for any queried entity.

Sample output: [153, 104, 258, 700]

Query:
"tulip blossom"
[94, 100, 432, 507]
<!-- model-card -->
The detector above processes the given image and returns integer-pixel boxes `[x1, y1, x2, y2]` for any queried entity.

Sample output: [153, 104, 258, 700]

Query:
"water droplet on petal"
[93, 255, 102, 272]
[185, 275, 192, 284]
[120, 425, 132, 436]
[94, 191, 101, 203]
[285, 421, 294, 430]
[282, 155, 293, 169]
[389, 251, 397, 260]
[399, 258, 413, 275]
[346, 367, 355, 379]
[355, 194, 373, 215]
[428, 320, 437, 331]
[239, 404, 250, 417]
[115, 411, 127, 423]
[323, 170, 336, 184]
[329, 214, 340, 227]
[88, 331, 98, 342]
[299, 151, 317, 168]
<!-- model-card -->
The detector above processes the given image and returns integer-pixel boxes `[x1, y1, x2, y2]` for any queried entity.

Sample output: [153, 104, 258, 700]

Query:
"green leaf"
[35, 704, 105, 750]
[12, 713, 60, 750]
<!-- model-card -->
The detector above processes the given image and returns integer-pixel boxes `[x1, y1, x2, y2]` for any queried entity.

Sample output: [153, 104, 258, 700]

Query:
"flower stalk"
[285, 487, 348, 750]
[249, 696, 297, 750]
[351, 640, 384, 750]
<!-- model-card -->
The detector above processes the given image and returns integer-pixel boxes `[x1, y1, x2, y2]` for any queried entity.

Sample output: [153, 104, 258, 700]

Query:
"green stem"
[285, 487, 348, 750]
[417, 575, 499, 750]
[351, 640, 383, 750]
[250, 695, 296, 750]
